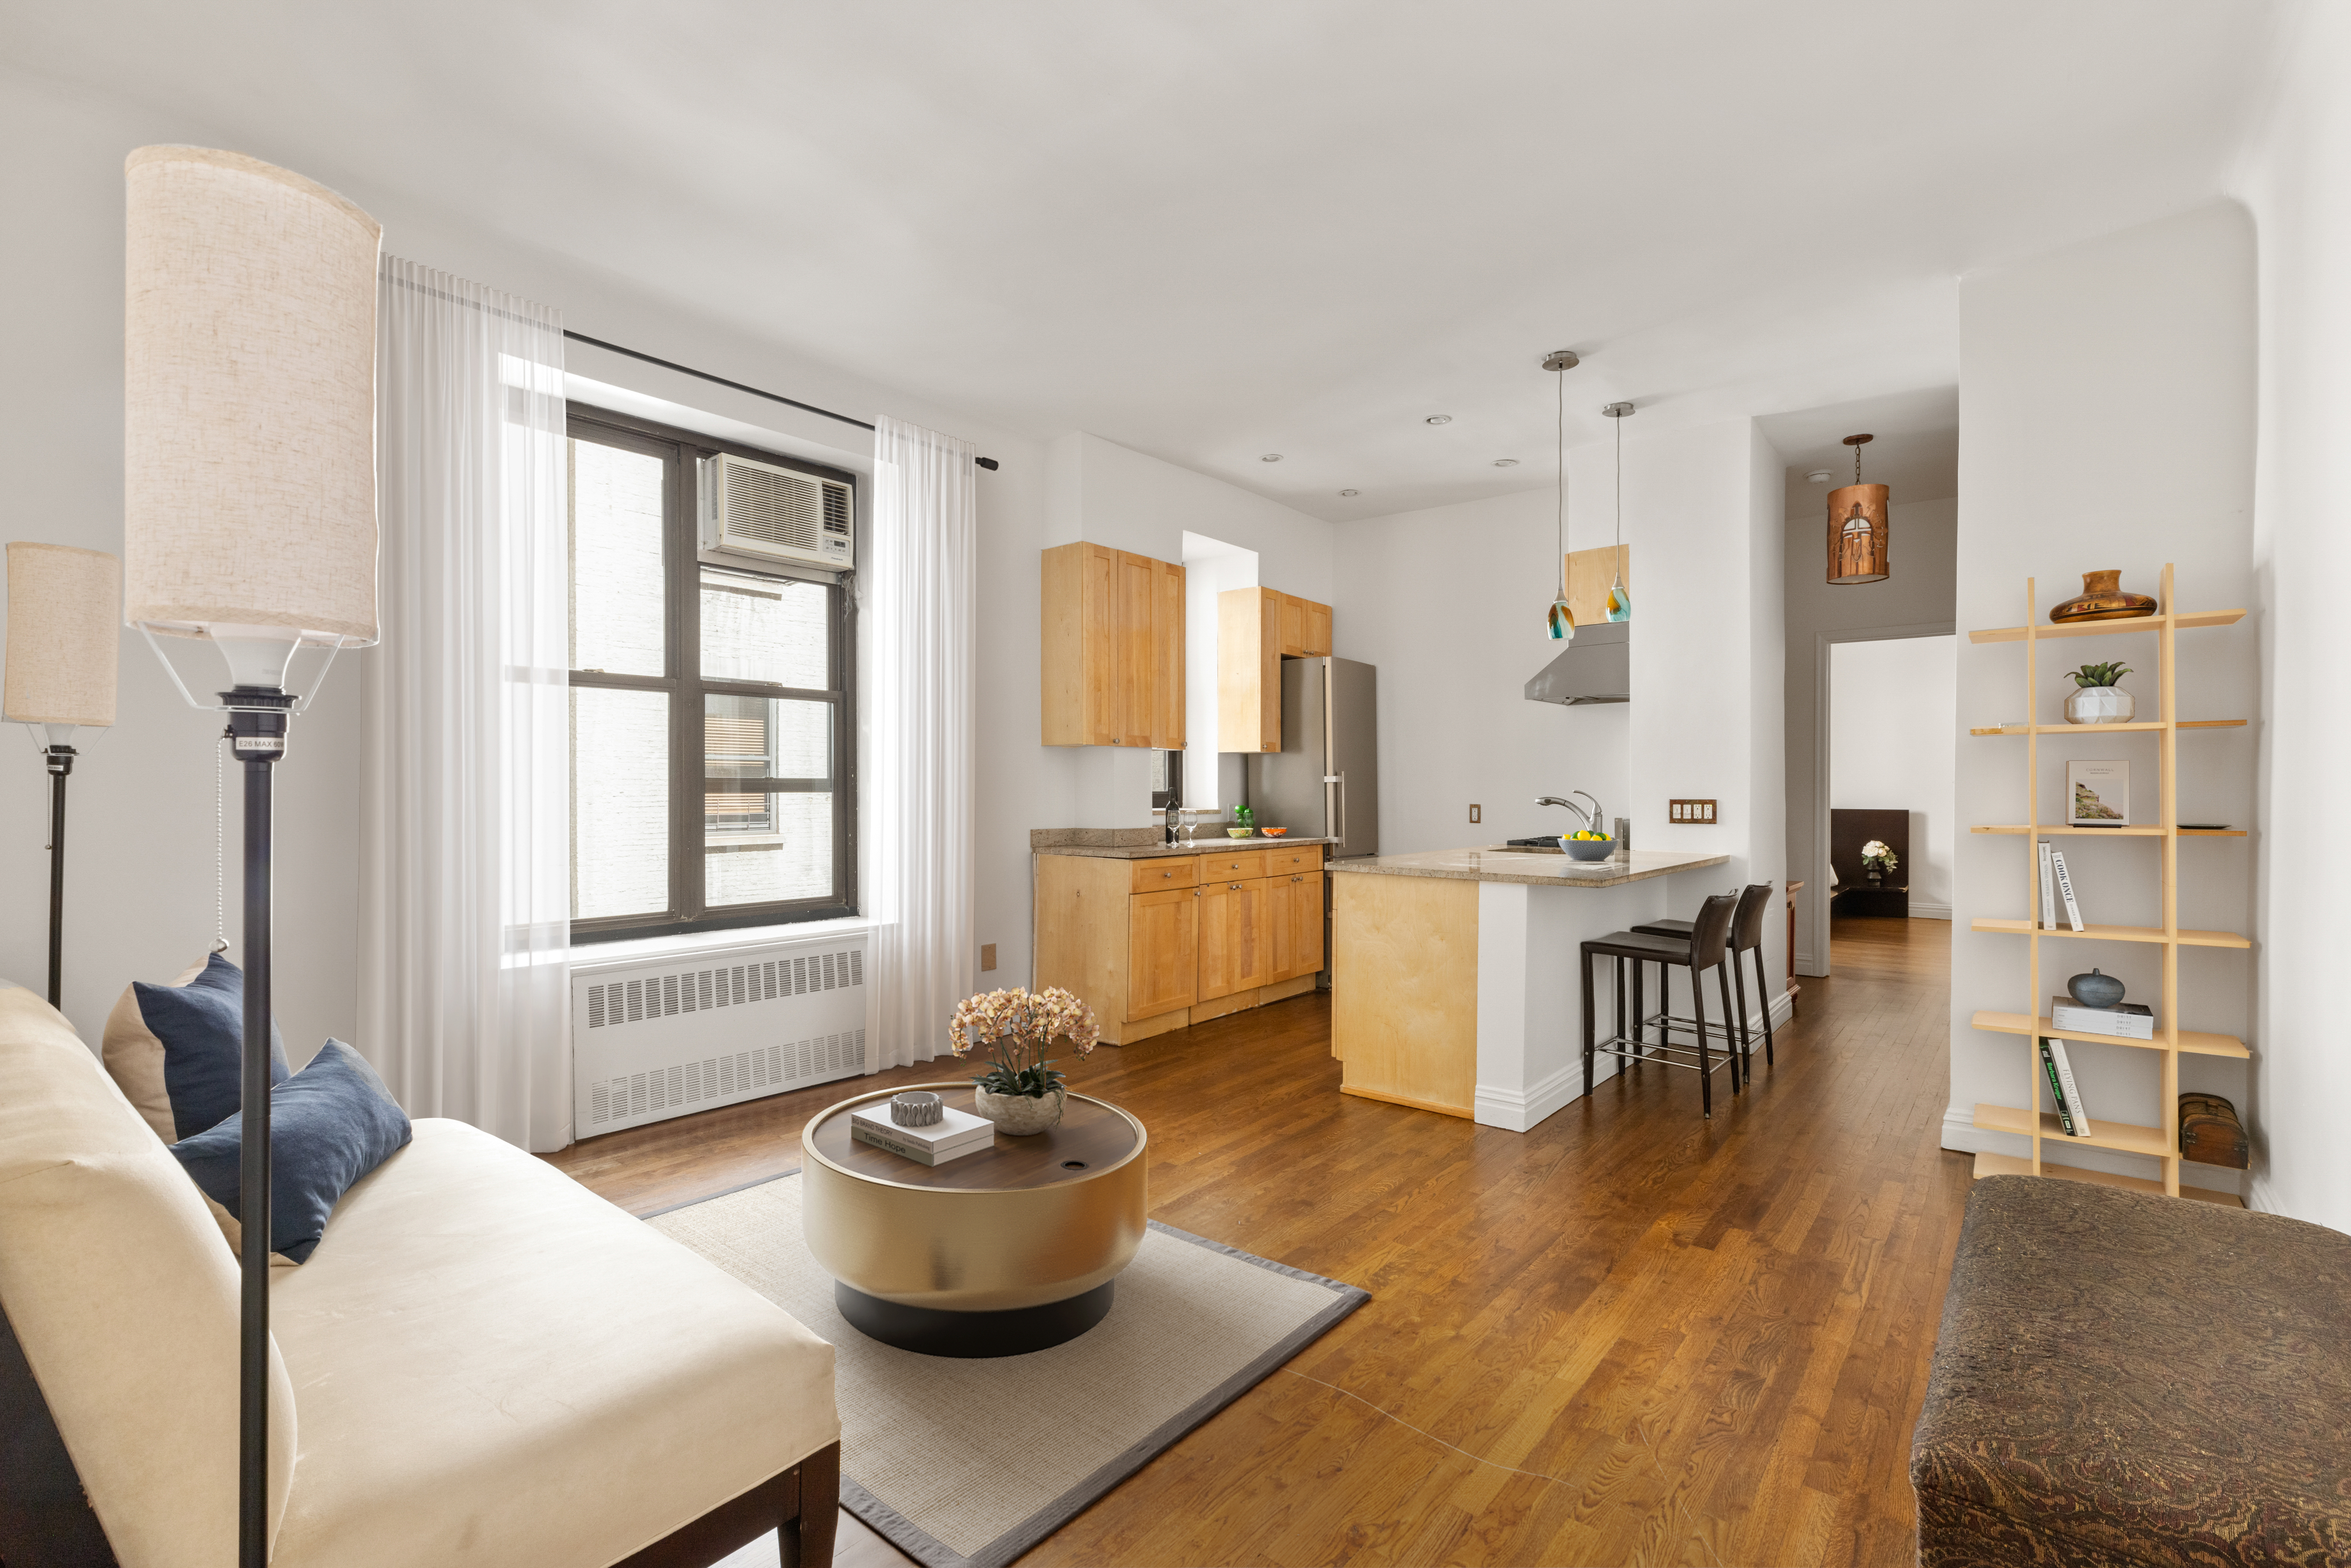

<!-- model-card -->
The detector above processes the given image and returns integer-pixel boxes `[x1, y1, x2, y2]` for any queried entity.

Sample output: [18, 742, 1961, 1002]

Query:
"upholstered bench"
[1911, 1175, 2351, 1568]
[0, 982, 840, 1568]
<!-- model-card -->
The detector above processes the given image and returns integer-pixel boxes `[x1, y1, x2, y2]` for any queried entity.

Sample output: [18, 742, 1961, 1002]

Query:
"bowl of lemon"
[1561, 830, 1615, 862]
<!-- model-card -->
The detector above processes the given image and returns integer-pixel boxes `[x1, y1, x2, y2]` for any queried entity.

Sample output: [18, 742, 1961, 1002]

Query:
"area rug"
[647, 1174, 1367, 1568]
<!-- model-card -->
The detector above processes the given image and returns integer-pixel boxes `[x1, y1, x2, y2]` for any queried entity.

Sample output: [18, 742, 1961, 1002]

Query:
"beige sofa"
[0, 981, 840, 1568]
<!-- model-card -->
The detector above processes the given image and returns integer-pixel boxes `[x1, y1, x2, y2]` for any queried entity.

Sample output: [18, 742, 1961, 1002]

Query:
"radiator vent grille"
[585, 1028, 866, 1127]
[584, 947, 862, 1028]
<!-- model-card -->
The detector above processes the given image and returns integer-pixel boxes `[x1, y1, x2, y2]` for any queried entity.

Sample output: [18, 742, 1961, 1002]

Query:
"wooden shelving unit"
[1964, 563, 2248, 1206]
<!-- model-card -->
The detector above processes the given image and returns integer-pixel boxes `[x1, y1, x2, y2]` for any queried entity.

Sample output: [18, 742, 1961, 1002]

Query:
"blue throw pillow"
[129, 953, 290, 1140]
[169, 1040, 412, 1264]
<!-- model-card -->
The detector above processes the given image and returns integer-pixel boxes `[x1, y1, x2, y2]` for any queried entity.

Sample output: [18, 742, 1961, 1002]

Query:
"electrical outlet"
[980, 943, 997, 972]
[1469, 804, 1482, 824]
[1669, 798, 1719, 825]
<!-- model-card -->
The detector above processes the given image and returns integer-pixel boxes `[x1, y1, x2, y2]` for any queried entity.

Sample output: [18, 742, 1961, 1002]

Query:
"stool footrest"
[1593, 1036, 1739, 1077]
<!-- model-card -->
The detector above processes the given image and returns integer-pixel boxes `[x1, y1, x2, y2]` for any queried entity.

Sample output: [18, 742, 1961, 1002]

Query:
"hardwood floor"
[546, 916, 1963, 1567]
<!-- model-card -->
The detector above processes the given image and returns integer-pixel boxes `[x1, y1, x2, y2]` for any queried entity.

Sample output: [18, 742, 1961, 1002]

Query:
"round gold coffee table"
[800, 1084, 1147, 1356]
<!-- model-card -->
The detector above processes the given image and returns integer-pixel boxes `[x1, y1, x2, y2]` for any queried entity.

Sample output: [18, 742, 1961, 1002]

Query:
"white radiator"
[571, 930, 871, 1135]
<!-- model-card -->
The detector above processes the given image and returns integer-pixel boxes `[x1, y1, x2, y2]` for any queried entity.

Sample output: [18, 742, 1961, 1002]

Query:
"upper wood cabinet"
[1041, 542, 1183, 748]
[1217, 586, 1332, 753]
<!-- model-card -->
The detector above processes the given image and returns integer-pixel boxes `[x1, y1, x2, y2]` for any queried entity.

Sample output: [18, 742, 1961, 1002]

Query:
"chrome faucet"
[1536, 791, 1604, 832]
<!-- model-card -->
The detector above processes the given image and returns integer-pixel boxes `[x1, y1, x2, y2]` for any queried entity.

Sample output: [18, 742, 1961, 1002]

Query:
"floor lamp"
[3, 542, 119, 1007]
[122, 145, 381, 1568]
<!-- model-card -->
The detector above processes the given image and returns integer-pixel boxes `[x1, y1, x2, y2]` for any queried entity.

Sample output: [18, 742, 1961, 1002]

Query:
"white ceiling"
[4, 2, 2292, 520]
[1758, 386, 1962, 522]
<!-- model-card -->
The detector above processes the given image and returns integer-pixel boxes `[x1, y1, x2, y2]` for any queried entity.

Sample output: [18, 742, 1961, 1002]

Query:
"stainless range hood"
[1524, 620, 1629, 706]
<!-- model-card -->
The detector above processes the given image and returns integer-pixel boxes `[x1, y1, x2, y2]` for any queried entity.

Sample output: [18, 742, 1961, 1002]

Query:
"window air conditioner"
[698, 452, 854, 570]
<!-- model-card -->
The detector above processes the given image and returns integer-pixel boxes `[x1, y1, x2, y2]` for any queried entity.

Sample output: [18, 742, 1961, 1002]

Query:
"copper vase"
[2050, 569, 2157, 624]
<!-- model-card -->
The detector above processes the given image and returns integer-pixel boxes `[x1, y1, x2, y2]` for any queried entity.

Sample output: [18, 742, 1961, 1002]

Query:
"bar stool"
[1581, 891, 1741, 1117]
[1632, 883, 1777, 1078]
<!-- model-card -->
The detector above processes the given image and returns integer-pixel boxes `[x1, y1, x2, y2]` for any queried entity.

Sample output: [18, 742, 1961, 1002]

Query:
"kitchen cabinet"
[1041, 542, 1183, 748]
[1217, 586, 1332, 752]
[1034, 843, 1325, 1043]
[1198, 875, 1270, 1002]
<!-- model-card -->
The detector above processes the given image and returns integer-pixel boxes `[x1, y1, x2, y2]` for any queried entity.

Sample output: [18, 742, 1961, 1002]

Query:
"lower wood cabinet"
[1035, 847, 1325, 1044]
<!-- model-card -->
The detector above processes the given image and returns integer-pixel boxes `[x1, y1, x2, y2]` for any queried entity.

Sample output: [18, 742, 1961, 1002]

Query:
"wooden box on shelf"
[1963, 562, 2249, 1205]
[1040, 542, 1184, 749]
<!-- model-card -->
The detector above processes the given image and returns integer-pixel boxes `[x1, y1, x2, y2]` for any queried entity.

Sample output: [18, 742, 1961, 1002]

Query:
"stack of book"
[2037, 839, 2084, 931]
[2037, 1038, 2094, 1137]
[850, 1101, 997, 1166]
[2051, 994, 2154, 1040]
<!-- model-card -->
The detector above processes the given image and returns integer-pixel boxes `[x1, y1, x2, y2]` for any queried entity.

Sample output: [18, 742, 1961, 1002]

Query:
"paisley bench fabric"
[1911, 1176, 2351, 1568]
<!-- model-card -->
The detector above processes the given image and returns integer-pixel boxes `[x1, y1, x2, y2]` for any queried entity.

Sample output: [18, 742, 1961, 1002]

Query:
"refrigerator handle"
[1324, 772, 1344, 850]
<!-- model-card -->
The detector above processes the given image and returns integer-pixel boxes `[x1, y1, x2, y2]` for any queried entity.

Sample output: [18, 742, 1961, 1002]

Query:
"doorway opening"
[1826, 634, 1957, 970]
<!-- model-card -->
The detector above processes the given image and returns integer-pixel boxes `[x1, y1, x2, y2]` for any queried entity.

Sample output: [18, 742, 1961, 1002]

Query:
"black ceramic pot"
[2067, 968, 2125, 1009]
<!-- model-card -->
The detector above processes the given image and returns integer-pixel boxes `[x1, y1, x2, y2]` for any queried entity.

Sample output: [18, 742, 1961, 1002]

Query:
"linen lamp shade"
[4, 543, 120, 727]
[123, 145, 382, 650]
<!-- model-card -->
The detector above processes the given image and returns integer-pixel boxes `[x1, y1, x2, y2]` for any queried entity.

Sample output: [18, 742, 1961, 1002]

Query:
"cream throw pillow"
[101, 955, 210, 1140]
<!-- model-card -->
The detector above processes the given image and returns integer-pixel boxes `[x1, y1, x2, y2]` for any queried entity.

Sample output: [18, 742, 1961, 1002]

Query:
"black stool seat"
[1581, 890, 1742, 1118]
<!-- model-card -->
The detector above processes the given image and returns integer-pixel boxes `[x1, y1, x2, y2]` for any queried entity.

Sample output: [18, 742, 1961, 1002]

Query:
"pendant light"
[1543, 349, 1579, 640]
[1826, 433, 1889, 584]
[1602, 401, 1634, 620]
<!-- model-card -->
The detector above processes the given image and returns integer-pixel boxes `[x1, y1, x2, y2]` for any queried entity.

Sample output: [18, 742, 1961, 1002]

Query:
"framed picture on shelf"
[2067, 760, 2130, 827]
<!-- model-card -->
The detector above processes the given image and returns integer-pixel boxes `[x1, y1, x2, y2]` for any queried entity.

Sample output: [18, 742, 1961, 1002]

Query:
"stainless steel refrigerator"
[1247, 657, 1378, 987]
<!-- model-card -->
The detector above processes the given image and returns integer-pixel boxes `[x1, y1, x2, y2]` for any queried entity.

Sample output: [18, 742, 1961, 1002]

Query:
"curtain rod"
[561, 329, 999, 470]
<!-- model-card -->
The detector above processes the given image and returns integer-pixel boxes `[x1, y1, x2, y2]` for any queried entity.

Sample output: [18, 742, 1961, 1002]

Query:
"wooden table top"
[806, 1083, 1142, 1192]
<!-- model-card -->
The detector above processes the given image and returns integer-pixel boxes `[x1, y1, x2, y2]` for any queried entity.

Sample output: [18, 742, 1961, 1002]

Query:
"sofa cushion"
[0, 980, 298, 1568]
[102, 953, 289, 1141]
[267, 1118, 838, 1568]
[170, 1040, 413, 1262]
[1912, 1175, 2351, 1568]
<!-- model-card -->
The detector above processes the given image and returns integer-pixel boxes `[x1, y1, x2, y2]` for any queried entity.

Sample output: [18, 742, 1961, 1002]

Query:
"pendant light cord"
[1556, 365, 1567, 596]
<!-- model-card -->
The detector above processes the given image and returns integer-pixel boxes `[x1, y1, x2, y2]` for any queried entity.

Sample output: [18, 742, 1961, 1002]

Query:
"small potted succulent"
[2064, 661, 2135, 725]
[948, 987, 1099, 1135]
[1861, 840, 1900, 884]
[1228, 804, 1255, 839]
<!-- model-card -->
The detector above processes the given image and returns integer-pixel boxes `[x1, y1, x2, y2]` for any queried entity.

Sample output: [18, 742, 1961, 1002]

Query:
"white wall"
[1336, 417, 1787, 993]
[1783, 495, 1958, 969]
[1830, 636, 1957, 914]
[2238, 0, 2351, 1231]
[1950, 203, 2258, 1195]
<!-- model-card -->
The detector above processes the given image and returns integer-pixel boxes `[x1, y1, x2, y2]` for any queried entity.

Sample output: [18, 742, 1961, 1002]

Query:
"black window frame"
[567, 404, 858, 944]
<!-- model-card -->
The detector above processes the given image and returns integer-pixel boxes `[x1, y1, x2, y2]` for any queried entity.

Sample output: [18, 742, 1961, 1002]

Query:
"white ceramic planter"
[2065, 685, 2135, 724]
[973, 1085, 1065, 1135]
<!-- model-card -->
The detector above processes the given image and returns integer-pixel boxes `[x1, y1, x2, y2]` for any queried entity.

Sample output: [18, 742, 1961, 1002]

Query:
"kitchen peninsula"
[1330, 845, 1731, 1131]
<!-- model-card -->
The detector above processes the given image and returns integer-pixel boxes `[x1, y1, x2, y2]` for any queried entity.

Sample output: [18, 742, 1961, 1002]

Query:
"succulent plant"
[2069, 661, 2132, 689]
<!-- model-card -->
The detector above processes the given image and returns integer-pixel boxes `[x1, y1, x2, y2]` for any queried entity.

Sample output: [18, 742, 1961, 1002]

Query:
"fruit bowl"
[1227, 827, 1254, 838]
[1562, 836, 1614, 862]
[1261, 827, 1289, 836]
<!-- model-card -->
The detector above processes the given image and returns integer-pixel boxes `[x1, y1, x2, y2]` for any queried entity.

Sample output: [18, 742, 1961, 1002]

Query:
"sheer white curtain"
[868, 416, 978, 1067]
[360, 257, 572, 1150]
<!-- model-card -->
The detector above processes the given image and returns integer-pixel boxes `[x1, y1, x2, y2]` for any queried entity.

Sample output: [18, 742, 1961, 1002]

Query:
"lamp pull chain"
[213, 732, 230, 955]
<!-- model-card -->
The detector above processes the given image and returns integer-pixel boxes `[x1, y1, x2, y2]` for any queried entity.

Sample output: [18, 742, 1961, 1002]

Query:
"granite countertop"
[1325, 846, 1730, 887]
[1033, 831, 1341, 861]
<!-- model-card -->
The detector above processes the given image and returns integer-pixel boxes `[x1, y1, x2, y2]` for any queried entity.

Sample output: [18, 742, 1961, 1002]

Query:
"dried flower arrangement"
[948, 987, 1100, 1100]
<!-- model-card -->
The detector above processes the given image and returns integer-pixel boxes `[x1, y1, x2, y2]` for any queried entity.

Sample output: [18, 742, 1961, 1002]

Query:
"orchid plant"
[948, 986, 1100, 1100]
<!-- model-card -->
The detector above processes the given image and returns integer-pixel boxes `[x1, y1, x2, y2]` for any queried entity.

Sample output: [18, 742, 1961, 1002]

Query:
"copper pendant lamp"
[1826, 433, 1889, 585]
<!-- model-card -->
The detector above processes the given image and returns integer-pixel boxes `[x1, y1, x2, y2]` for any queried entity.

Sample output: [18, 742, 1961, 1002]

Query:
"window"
[1151, 749, 1184, 810]
[567, 407, 856, 941]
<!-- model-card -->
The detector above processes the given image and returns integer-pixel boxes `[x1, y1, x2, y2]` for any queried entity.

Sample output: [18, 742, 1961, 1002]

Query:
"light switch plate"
[1469, 804, 1482, 823]
[1669, 798, 1719, 825]
[979, 943, 997, 972]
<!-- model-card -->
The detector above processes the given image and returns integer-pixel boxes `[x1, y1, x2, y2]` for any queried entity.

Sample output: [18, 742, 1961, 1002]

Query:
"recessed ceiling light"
[1425, 415, 1452, 425]
[1807, 469, 1834, 483]
[1492, 458, 1519, 467]
[1260, 453, 1282, 463]
[1339, 489, 1358, 497]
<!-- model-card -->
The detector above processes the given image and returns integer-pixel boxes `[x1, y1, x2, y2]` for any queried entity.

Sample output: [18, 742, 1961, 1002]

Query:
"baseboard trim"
[1909, 904, 1952, 921]
[1475, 1061, 1582, 1133]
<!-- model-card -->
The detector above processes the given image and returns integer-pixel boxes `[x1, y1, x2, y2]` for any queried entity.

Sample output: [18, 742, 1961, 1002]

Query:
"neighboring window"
[1150, 749, 1184, 811]
[567, 407, 856, 941]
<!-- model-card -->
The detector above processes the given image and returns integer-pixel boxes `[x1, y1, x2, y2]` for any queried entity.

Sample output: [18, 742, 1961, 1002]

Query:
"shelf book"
[1964, 563, 2248, 1205]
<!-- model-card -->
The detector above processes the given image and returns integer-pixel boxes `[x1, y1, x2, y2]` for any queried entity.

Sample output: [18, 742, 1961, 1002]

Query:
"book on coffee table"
[849, 1103, 997, 1166]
